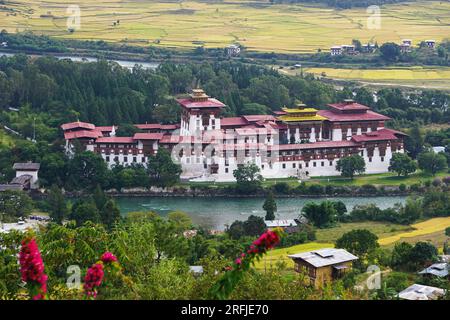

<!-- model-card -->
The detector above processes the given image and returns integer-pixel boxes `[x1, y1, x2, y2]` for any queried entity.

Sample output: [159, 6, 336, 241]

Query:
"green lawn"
[179, 171, 448, 189]
[0, 129, 15, 147]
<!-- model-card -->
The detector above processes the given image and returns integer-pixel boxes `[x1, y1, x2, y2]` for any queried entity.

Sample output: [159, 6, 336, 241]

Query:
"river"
[116, 196, 407, 230]
[0, 52, 159, 70]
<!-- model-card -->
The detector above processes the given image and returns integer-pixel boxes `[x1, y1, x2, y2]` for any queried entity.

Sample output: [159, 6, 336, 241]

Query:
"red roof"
[176, 98, 225, 109]
[61, 121, 95, 131]
[276, 140, 359, 151]
[135, 123, 178, 130]
[64, 130, 103, 140]
[351, 128, 404, 143]
[243, 115, 276, 122]
[96, 137, 135, 144]
[133, 133, 165, 140]
[96, 126, 116, 132]
[318, 110, 390, 122]
[221, 117, 248, 127]
[328, 102, 370, 111]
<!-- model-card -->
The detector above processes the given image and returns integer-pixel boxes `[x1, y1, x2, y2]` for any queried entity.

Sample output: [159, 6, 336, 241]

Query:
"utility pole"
[33, 117, 36, 142]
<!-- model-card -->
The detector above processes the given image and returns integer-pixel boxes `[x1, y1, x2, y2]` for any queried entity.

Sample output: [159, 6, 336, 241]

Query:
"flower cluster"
[83, 263, 104, 298]
[101, 252, 118, 264]
[19, 238, 48, 300]
[249, 229, 280, 253]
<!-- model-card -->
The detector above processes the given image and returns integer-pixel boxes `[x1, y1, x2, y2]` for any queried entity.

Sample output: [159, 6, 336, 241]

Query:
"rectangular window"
[124, 157, 128, 163]
[329, 161, 333, 166]
[293, 163, 296, 168]
[299, 163, 302, 169]
[381, 157, 384, 162]
[321, 161, 324, 167]
[133, 157, 137, 163]
[261, 165, 265, 170]
[305, 162, 309, 168]
[369, 157, 372, 162]
[282, 164, 286, 169]
[142, 157, 146, 163]
[313, 162, 317, 167]
[106, 156, 110, 162]
[225, 168, 229, 173]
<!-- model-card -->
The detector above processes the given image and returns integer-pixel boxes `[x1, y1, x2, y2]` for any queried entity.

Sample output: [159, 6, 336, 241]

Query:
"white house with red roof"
[61, 89, 406, 181]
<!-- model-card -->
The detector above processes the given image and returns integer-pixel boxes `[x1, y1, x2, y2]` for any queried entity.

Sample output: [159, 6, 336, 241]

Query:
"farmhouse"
[288, 248, 358, 288]
[0, 162, 40, 191]
[398, 284, 445, 300]
[225, 44, 241, 57]
[330, 46, 342, 56]
[62, 89, 406, 182]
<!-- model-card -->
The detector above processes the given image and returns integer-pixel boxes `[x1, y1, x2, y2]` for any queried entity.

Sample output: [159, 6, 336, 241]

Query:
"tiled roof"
[328, 102, 370, 111]
[242, 115, 276, 122]
[11, 174, 33, 185]
[265, 220, 297, 227]
[61, 121, 95, 131]
[134, 124, 178, 130]
[96, 126, 117, 132]
[95, 137, 135, 144]
[13, 163, 40, 170]
[64, 130, 103, 140]
[288, 248, 358, 268]
[318, 110, 391, 122]
[176, 98, 225, 109]
[221, 117, 248, 127]
[418, 263, 449, 278]
[133, 133, 165, 140]
[351, 128, 404, 143]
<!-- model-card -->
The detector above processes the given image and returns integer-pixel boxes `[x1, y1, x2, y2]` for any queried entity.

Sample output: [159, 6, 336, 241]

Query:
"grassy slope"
[256, 217, 450, 269]
[0, 1, 449, 53]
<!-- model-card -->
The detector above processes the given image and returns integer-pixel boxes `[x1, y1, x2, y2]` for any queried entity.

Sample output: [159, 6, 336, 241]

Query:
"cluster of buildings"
[330, 39, 436, 55]
[62, 88, 406, 182]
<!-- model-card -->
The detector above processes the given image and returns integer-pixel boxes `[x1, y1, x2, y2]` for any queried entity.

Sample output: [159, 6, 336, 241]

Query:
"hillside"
[0, 1, 449, 53]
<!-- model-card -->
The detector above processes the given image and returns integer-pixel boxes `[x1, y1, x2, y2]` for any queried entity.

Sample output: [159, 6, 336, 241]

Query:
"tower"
[176, 89, 225, 136]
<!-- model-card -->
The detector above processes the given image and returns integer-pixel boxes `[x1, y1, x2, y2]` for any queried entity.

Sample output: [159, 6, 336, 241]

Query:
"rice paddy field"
[0, 1, 449, 53]
[298, 66, 450, 90]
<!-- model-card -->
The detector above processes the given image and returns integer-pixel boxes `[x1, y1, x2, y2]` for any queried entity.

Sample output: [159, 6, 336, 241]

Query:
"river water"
[0, 52, 159, 70]
[116, 196, 407, 230]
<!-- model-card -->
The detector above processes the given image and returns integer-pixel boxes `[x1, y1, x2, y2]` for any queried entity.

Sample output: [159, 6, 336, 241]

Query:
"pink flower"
[101, 252, 118, 263]
[84, 263, 104, 298]
[19, 238, 47, 300]
[235, 258, 242, 265]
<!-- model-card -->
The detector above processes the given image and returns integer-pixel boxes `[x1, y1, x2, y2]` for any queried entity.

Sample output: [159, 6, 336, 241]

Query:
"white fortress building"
[62, 89, 406, 182]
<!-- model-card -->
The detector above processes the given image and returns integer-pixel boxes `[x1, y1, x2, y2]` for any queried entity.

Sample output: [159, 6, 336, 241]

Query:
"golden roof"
[278, 106, 326, 122]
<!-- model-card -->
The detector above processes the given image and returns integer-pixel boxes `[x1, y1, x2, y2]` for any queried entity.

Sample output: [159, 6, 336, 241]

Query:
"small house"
[398, 284, 445, 300]
[402, 39, 412, 46]
[265, 219, 298, 234]
[12, 162, 40, 190]
[424, 40, 436, 49]
[330, 46, 342, 56]
[288, 248, 358, 288]
[226, 44, 241, 57]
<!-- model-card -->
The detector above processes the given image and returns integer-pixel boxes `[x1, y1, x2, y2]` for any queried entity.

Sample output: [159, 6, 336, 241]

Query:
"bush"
[399, 184, 407, 192]
[359, 184, 377, 194]
[443, 176, 450, 185]
[272, 182, 290, 195]
[432, 178, 442, 187]
[308, 184, 324, 195]
[410, 183, 421, 192]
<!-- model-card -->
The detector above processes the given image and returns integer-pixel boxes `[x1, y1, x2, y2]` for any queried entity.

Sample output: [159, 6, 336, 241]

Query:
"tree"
[67, 151, 108, 190]
[409, 242, 438, 268]
[115, 124, 142, 137]
[233, 163, 263, 194]
[100, 199, 121, 229]
[0, 190, 33, 221]
[47, 184, 68, 224]
[335, 229, 379, 262]
[301, 201, 337, 228]
[417, 152, 448, 176]
[379, 43, 401, 62]
[70, 199, 101, 226]
[422, 189, 450, 217]
[168, 211, 192, 231]
[243, 215, 266, 237]
[336, 155, 366, 179]
[263, 191, 277, 220]
[332, 201, 347, 221]
[147, 148, 182, 187]
[93, 184, 108, 211]
[404, 125, 423, 159]
[390, 242, 413, 271]
[446, 227, 450, 237]
[388, 153, 417, 177]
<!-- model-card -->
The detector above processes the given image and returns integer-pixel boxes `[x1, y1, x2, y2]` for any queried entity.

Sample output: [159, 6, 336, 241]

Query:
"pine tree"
[100, 199, 121, 229]
[263, 191, 277, 221]
[93, 184, 108, 211]
[48, 184, 68, 224]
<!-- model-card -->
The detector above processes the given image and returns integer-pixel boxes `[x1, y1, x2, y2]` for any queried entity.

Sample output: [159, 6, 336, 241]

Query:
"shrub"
[308, 184, 324, 195]
[359, 184, 377, 194]
[399, 184, 407, 192]
[443, 176, 450, 185]
[272, 182, 290, 194]
[432, 178, 442, 187]
[410, 183, 421, 192]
